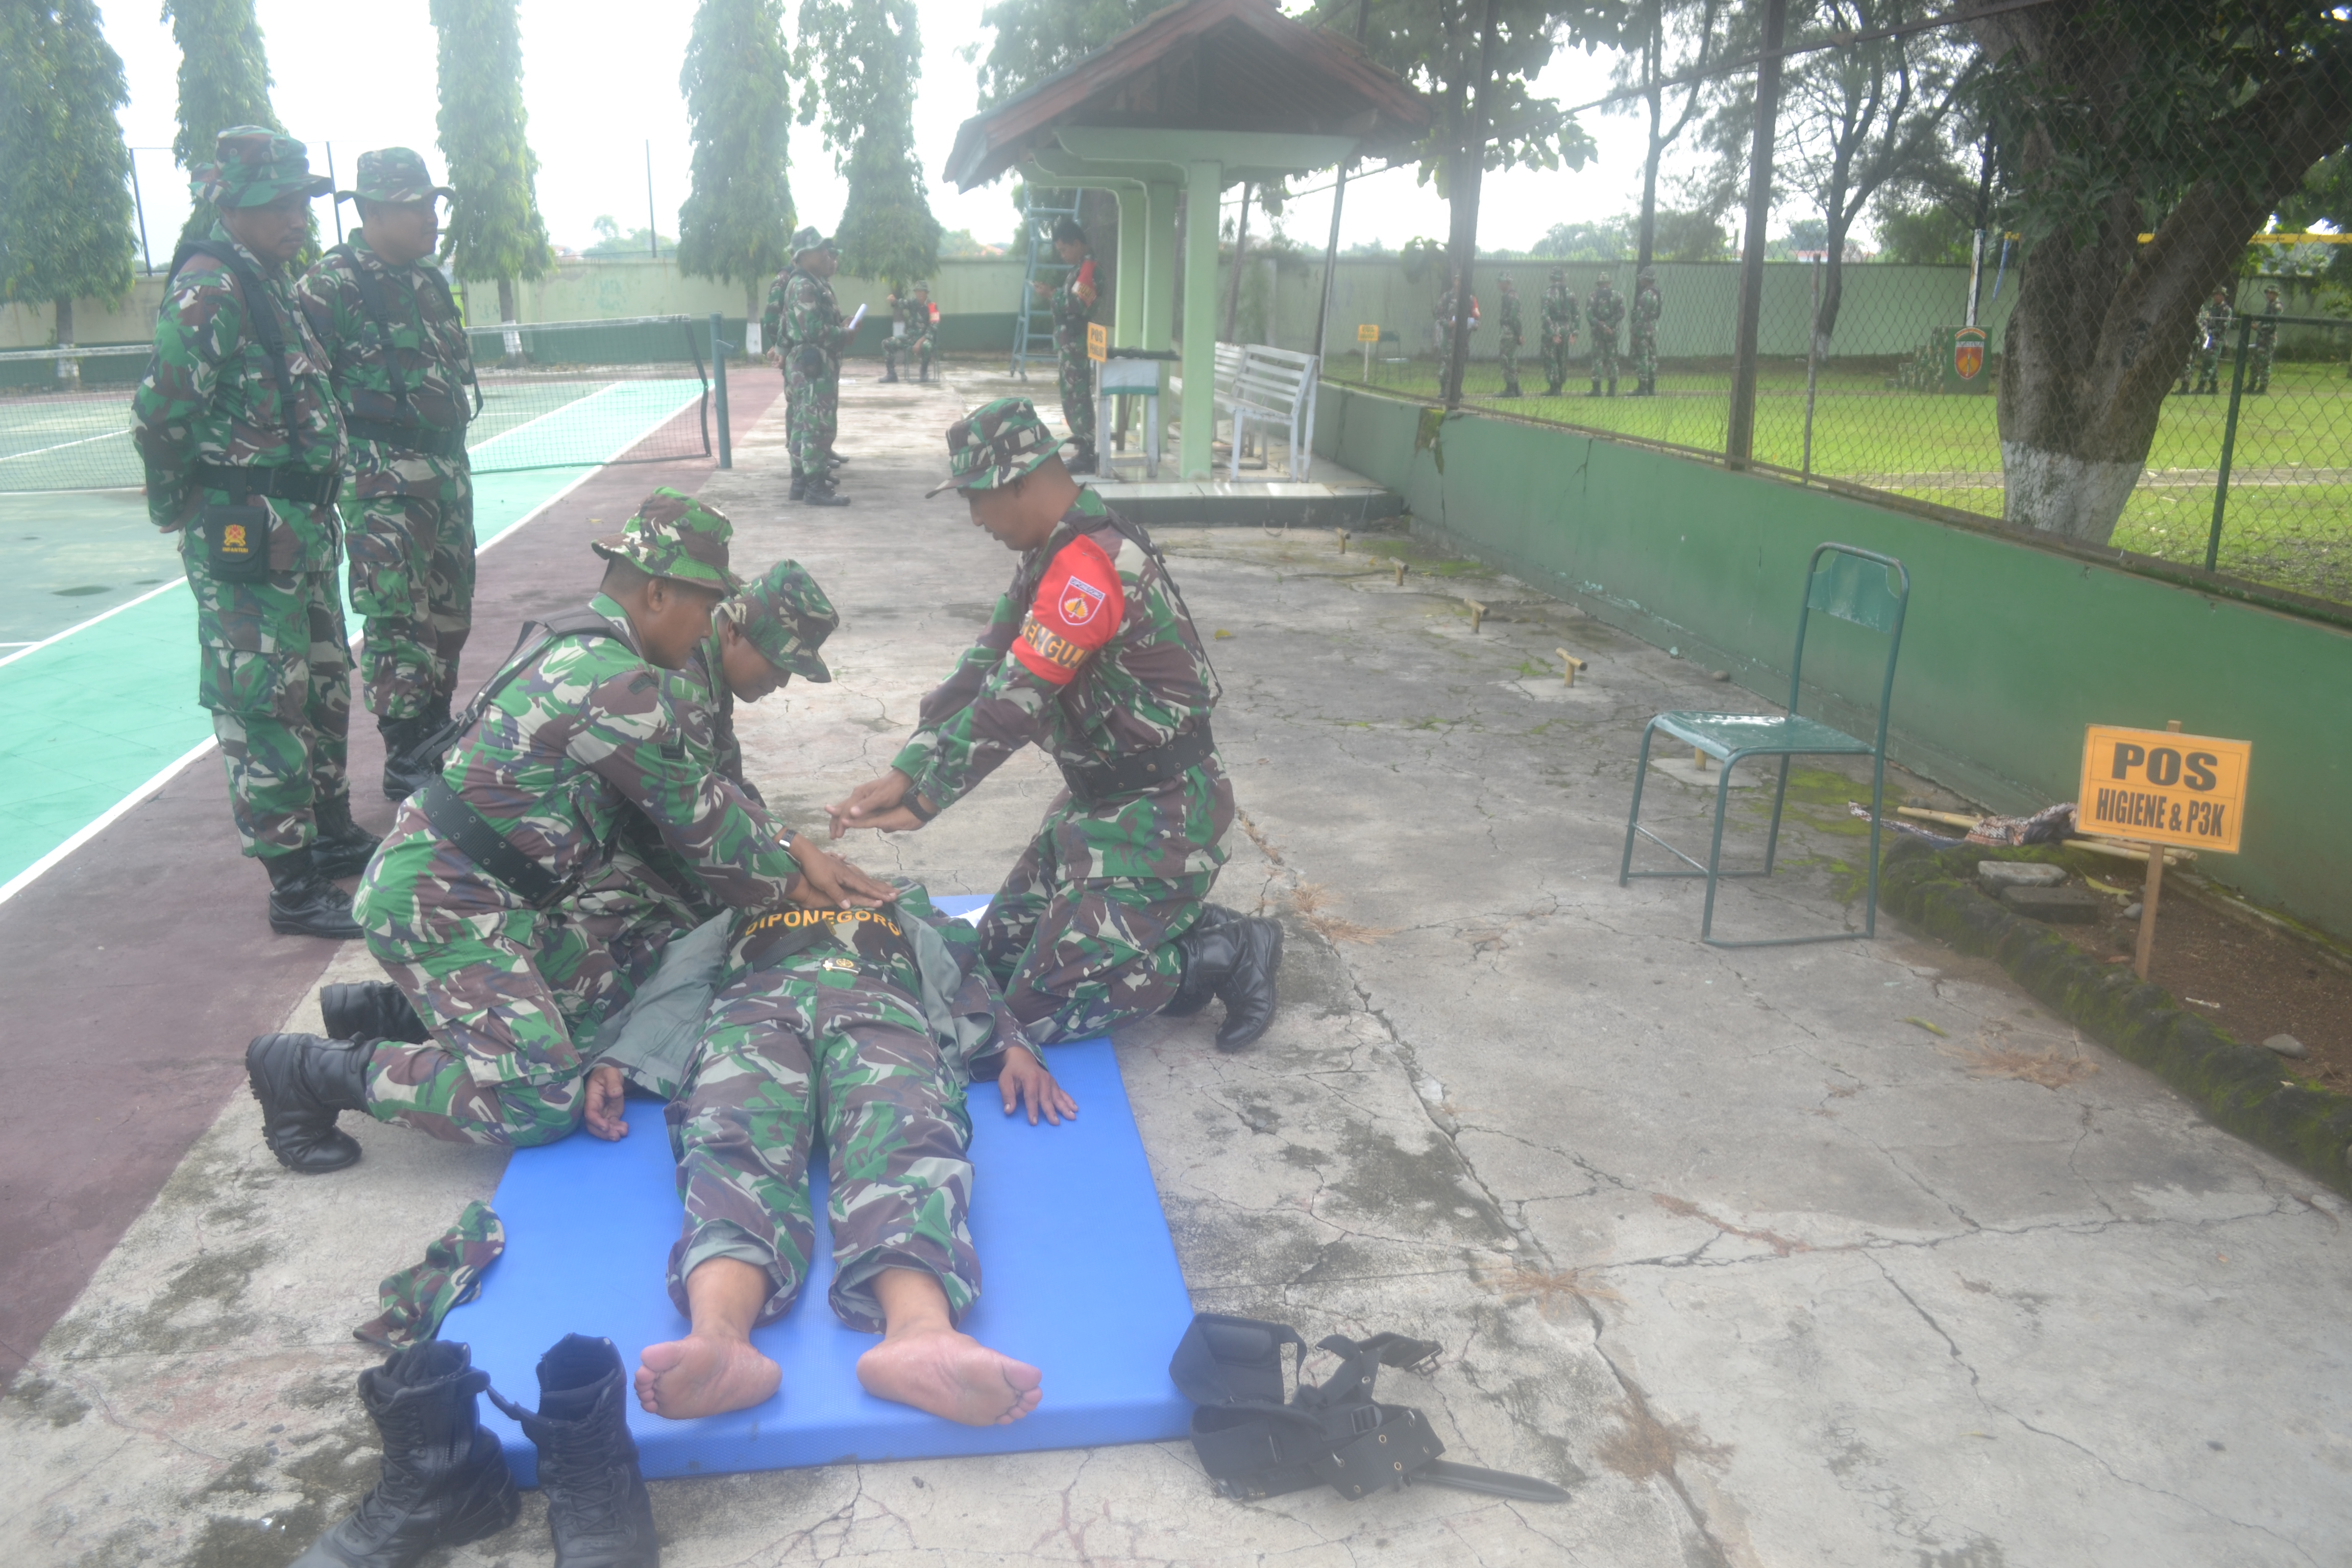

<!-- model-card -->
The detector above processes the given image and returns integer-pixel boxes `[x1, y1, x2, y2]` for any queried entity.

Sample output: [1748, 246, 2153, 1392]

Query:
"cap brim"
[924, 438, 1070, 499]
[785, 652, 832, 683]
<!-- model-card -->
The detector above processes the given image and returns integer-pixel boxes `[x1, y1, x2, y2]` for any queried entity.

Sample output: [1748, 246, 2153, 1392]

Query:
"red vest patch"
[1012, 532, 1124, 686]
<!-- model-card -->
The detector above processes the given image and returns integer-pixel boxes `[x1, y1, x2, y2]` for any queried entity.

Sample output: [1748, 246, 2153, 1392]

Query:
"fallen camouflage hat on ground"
[592, 487, 744, 592]
[792, 226, 838, 256]
[339, 146, 454, 206]
[727, 559, 838, 682]
[926, 397, 1071, 497]
[194, 126, 333, 208]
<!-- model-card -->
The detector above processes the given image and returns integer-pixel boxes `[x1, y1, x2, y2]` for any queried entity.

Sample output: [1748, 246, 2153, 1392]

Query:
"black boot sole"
[312, 842, 378, 880]
[270, 906, 365, 940]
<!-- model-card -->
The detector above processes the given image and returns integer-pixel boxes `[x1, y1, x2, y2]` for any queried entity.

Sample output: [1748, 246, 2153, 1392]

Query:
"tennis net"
[0, 314, 710, 494]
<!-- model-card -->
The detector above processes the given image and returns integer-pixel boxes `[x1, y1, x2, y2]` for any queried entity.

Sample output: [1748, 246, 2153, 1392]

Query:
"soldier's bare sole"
[634, 1330, 781, 1420]
[855, 1322, 1043, 1427]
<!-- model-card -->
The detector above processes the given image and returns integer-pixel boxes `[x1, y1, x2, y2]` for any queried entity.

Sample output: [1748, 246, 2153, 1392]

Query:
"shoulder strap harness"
[326, 244, 481, 427]
[169, 240, 303, 465]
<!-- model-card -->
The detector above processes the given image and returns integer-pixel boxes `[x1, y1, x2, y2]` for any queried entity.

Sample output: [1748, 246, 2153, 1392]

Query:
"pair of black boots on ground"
[789, 451, 850, 507]
[296, 1334, 656, 1568]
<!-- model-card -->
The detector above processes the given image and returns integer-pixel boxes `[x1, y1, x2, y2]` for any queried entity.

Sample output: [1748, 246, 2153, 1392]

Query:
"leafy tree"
[678, 0, 795, 321]
[2272, 150, 2352, 284]
[1652, 205, 1729, 260]
[1872, 198, 1972, 264]
[431, 0, 551, 324]
[584, 217, 677, 257]
[0, 0, 139, 374]
[1978, 0, 2352, 543]
[162, 0, 281, 247]
[1608, 0, 1725, 273]
[967, 0, 1161, 106]
[799, 0, 941, 287]
[1531, 218, 1630, 259]
[940, 228, 1000, 257]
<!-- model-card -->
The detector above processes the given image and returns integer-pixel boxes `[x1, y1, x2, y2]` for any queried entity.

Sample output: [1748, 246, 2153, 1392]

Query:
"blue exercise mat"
[442, 896, 1197, 1482]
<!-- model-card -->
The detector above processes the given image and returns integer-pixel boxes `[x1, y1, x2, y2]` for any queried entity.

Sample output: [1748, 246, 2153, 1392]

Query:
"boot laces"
[542, 1426, 633, 1535]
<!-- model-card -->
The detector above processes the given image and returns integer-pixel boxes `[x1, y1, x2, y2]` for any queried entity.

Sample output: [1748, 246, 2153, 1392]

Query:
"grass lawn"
[1342, 358, 2352, 607]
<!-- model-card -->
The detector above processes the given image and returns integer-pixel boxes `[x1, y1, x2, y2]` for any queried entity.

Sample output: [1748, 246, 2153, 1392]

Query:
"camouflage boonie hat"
[339, 147, 454, 206]
[1638, 265, 1658, 283]
[1550, 266, 1566, 282]
[726, 559, 838, 682]
[792, 226, 837, 256]
[194, 126, 332, 208]
[927, 397, 1070, 498]
[593, 487, 743, 592]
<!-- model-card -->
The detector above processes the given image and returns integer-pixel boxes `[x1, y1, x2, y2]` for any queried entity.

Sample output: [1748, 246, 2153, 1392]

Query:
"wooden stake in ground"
[2134, 719, 2184, 981]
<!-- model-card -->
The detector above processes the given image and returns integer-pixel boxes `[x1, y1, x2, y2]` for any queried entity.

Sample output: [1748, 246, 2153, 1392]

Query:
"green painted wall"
[1315, 382, 2352, 940]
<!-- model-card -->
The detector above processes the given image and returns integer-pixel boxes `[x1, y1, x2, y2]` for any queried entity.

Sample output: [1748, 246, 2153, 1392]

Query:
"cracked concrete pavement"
[6, 370, 2348, 1566]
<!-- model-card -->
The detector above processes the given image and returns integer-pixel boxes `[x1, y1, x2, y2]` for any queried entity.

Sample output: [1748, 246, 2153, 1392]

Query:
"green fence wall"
[1315, 381, 2352, 941]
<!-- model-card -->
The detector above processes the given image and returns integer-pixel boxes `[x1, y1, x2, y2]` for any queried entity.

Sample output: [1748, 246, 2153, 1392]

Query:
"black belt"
[344, 418, 464, 459]
[416, 779, 566, 906]
[1059, 724, 1216, 804]
[190, 462, 340, 506]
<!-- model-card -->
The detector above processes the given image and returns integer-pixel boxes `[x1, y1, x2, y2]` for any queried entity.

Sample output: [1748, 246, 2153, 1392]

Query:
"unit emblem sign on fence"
[2077, 725, 2250, 854]
[1953, 326, 1986, 382]
[1087, 323, 1108, 362]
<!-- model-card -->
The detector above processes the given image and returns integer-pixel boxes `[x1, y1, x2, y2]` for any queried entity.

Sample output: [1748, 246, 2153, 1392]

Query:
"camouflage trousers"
[179, 525, 352, 859]
[667, 960, 978, 1333]
[356, 860, 685, 1147]
[1590, 330, 1620, 386]
[785, 354, 840, 476]
[978, 765, 1234, 1044]
[885, 331, 936, 381]
[2195, 343, 2224, 390]
[344, 474, 476, 721]
[1632, 329, 1658, 383]
[1499, 335, 1523, 396]
[1057, 344, 1096, 459]
[1541, 336, 1572, 390]
[2249, 342, 2275, 393]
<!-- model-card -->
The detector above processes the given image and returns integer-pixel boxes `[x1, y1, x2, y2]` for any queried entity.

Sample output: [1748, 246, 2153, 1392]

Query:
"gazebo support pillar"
[1181, 160, 1223, 480]
[1144, 181, 1179, 457]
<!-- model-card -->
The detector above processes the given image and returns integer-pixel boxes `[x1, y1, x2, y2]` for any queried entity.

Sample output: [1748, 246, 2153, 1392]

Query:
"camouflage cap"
[926, 397, 1070, 498]
[1550, 266, 1566, 282]
[194, 126, 332, 208]
[339, 147, 454, 206]
[592, 487, 744, 592]
[1637, 265, 1658, 283]
[726, 559, 838, 682]
[792, 226, 838, 256]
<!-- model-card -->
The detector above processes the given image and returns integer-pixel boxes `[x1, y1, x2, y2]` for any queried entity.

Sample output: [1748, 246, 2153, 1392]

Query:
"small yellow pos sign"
[2077, 722, 2250, 979]
[1086, 323, 1108, 362]
[1357, 323, 1382, 342]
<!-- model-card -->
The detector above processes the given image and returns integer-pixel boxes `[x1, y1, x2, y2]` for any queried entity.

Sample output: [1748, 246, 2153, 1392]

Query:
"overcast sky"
[100, 1, 1709, 271]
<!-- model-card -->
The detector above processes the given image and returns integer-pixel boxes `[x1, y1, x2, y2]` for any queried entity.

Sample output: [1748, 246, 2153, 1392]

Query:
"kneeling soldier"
[829, 398, 1282, 1050]
[244, 492, 889, 1171]
[632, 884, 1072, 1426]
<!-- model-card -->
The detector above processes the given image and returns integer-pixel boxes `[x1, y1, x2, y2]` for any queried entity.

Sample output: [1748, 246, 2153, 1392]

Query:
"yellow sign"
[1087, 323, 1108, 361]
[2077, 725, 2250, 854]
[1357, 323, 1382, 342]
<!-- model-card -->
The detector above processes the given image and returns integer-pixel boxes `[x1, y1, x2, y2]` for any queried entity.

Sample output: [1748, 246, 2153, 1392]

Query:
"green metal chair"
[1618, 543, 1910, 946]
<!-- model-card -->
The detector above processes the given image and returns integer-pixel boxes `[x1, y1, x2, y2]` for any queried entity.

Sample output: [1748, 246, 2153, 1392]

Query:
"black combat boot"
[1607, 377, 1619, 397]
[1160, 905, 1241, 1018]
[789, 469, 807, 502]
[490, 1336, 658, 1568]
[322, 981, 431, 1045]
[246, 1032, 374, 1173]
[378, 713, 443, 802]
[1588, 379, 1602, 397]
[1168, 914, 1284, 1051]
[1546, 379, 1562, 396]
[267, 849, 365, 939]
[800, 473, 851, 508]
[880, 365, 900, 383]
[293, 1339, 520, 1568]
[313, 793, 381, 880]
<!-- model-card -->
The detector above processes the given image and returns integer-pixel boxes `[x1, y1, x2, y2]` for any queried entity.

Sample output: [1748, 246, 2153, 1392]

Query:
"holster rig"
[1168, 1313, 1570, 1505]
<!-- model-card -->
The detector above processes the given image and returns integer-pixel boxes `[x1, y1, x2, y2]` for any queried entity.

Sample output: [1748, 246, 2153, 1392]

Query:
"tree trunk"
[497, 277, 517, 323]
[1443, 0, 1502, 410]
[1222, 183, 1252, 342]
[1637, 4, 1662, 275]
[54, 298, 78, 390]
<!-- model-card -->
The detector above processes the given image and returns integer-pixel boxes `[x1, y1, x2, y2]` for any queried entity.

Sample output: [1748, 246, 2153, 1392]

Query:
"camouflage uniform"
[1630, 268, 1662, 396]
[1586, 275, 1625, 395]
[896, 400, 1231, 1044]
[1539, 270, 1577, 395]
[297, 149, 478, 731]
[667, 884, 1040, 1330]
[130, 129, 352, 864]
[884, 285, 937, 383]
[353, 494, 806, 1148]
[2192, 293, 2233, 394]
[1496, 279, 1524, 398]
[2249, 291, 2281, 394]
[1049, 257, 1099, 465]
[763, 229, 848, 480]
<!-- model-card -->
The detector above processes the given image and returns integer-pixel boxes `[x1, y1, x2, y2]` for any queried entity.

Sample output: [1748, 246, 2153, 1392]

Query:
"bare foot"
[634, 1330, 780, 1419]
[855, 1322, 1043, 1426]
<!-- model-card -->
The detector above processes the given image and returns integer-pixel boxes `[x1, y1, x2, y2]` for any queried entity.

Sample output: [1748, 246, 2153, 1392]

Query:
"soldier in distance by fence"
[763, 229, 852, 507]
[1586, 271, 1625, 397]
[1630, 267, 1662, 398]
[1496, 276, 1524, 398]
[883, 282, 938, 384]
[1539, 267, 1577, 396]
[2249, 285, 2281, 395]
[130, 127, 373, 941]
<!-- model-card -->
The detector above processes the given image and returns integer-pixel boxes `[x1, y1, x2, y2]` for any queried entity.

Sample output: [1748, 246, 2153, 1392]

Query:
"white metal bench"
[1215, 343, 1318, 481]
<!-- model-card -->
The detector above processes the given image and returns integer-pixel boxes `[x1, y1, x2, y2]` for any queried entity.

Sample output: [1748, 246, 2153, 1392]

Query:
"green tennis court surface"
[0, 379, 705, 894]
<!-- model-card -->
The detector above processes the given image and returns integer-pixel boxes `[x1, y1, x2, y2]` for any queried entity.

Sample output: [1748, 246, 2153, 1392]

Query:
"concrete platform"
[1082, 462, 1403, 528]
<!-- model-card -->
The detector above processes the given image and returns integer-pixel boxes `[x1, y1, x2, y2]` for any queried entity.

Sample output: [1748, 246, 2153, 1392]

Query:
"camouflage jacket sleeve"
[783, 273, 845, 353]
[1633, 287, 1662, 329]
[760, 273, 787, 346]
[659, 634, 759, 807]
[892, 497, 1218, 810]
[1054, 260, 1099, 341]
[131, 263, 240, 526]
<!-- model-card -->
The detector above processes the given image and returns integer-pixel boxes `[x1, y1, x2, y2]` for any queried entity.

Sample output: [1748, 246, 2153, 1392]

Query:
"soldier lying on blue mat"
[589, 882, 1077, 1425]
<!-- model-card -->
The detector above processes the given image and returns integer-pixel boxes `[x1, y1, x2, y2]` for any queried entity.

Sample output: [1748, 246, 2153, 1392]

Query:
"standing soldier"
[762, 229, 851, 507]
[1433, 270, 1479, 360]
[827, 399, 1283, 1052]
[131, 127, 370, 939]
[1495, 275, 1524, 398]
[2249, 284, 2282, 395]
[1036, 218, 1099, 474]
[2193, 286, 2234, 395]
[1539, 267, 1577, 396]
[299, 149, 479, 801]
[883, 281, 938, 384]
[1630, 266, 1662, 397]
[1585, 270, 1625, 397]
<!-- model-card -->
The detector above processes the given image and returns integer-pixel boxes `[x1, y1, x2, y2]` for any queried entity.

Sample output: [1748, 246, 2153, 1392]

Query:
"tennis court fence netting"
[0, 314, 710, 495]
